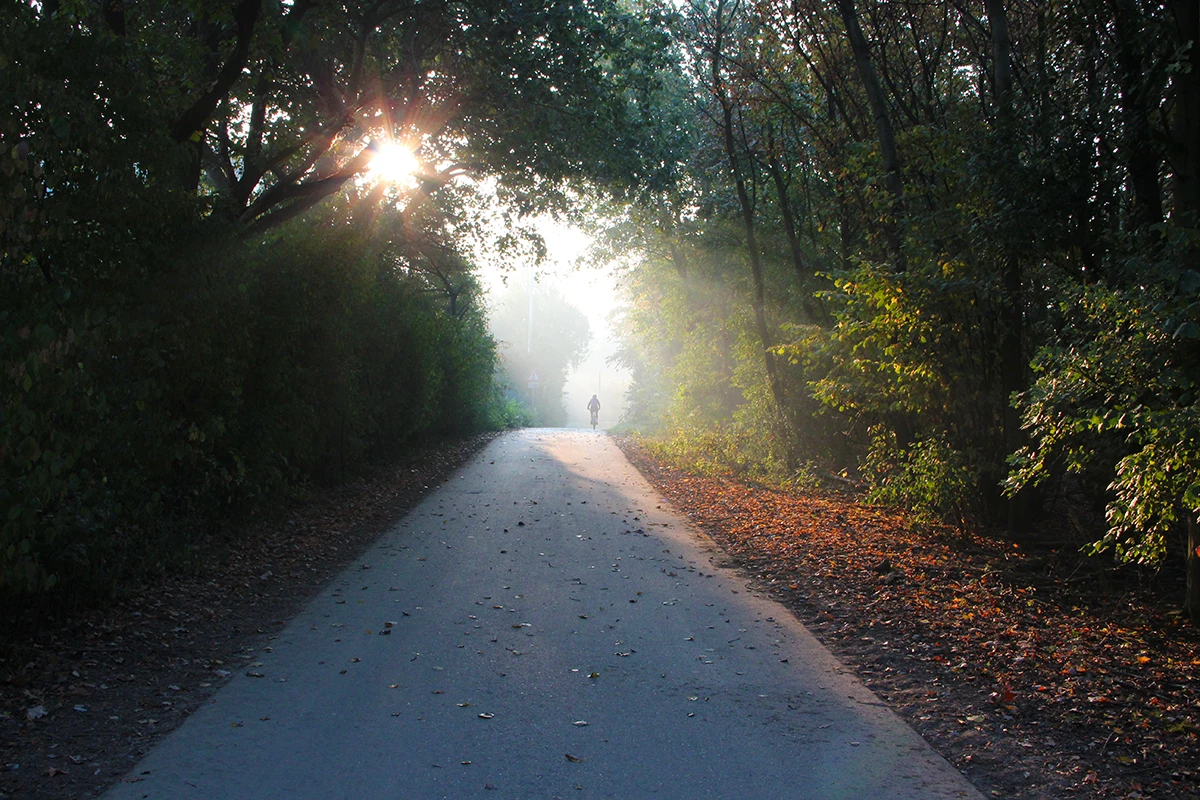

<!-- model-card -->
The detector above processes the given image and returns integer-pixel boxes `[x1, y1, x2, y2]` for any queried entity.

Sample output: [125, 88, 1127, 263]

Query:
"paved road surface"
[104, 429, 982, 800]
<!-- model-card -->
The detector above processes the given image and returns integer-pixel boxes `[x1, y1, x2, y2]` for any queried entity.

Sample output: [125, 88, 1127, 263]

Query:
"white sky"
[478, 217, 631, 429]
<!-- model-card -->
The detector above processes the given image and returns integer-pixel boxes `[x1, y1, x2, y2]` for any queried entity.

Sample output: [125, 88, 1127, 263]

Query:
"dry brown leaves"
[618, 437, 1199, 800]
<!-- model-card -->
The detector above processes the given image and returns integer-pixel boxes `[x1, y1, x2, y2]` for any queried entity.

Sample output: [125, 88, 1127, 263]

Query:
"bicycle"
[587, 395, 601, 430]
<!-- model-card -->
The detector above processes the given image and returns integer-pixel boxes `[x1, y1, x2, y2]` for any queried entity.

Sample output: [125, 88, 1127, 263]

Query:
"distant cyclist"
[587, 394, 601, 429]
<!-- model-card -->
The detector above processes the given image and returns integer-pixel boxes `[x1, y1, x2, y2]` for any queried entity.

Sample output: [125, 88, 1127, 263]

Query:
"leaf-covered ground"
[617, 437, 1200, 799]
[0, 433, 497, 800]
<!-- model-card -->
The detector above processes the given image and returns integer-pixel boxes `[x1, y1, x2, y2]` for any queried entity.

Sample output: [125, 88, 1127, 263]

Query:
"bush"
[863, 427, 976, 528]
[641, 425, 751, 477]
[1, 212, 511, 604]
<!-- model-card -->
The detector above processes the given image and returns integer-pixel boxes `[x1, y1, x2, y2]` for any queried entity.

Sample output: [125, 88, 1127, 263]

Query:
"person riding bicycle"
[587, 394, 601, 428]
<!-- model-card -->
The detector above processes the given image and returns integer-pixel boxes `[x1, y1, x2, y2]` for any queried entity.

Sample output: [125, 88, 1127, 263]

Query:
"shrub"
[864, 427, 976, 528]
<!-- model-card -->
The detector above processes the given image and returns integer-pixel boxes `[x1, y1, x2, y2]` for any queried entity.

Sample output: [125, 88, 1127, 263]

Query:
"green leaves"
[1007, 282, 1200, 568]
[863, 428, 976, 529]
[0, 195, 510, 602]
[805, 262, 966, 426]
[17, 436, 40, 466]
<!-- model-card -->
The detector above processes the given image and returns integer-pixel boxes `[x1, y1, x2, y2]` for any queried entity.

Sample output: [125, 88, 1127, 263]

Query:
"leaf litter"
[618, 437, 1199, 800]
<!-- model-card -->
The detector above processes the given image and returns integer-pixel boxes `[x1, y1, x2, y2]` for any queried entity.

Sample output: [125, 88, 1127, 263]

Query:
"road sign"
[527, 369, 540, 388]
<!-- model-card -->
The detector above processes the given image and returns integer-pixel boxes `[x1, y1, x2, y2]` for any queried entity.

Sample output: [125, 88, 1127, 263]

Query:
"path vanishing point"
[103, 429, 983, 800]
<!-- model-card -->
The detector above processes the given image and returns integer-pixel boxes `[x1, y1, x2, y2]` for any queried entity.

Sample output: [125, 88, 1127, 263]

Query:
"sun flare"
[369, 142, 420, 186]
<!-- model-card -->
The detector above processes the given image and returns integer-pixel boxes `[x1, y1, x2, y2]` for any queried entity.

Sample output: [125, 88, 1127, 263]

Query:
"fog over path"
[104, 429, 981, 800]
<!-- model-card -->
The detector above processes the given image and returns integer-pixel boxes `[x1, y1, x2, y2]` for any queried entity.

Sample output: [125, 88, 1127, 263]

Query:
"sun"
[369, 142, 420, 186]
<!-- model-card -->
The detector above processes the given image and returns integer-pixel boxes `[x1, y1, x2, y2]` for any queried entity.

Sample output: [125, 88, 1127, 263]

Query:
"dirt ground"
[2, 430, 1197, 799]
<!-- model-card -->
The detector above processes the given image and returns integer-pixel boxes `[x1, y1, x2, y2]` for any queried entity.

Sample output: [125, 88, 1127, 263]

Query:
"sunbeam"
[369, 142, 421, 187]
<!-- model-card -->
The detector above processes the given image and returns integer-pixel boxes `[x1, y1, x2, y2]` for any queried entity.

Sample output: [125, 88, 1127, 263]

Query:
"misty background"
[482, 221, 631, 430]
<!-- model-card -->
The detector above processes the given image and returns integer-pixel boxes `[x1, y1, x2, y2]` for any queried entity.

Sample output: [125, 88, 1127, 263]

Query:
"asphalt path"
[104, 429, 982, 800]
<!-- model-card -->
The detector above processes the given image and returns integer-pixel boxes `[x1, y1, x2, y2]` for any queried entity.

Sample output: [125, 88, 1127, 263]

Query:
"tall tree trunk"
[1187, 514, 1200, 622]
[1174, 0, 1200, 619]
[720, 97, 789, 429]
[1113, 0, 1165, 234]
[999, 253, 1026, 533]
[986, 0, 1013, 110]
[986, 0, 1029, 534]
[838, 175, 853, 270]
[835, 0, 904, 270]
[669, 240, 689, 284]
[708, 10, 793, 461]
[766, 147, 806, 285]
[1169, 0, 1200, 243]
[764, 131, 820, 323]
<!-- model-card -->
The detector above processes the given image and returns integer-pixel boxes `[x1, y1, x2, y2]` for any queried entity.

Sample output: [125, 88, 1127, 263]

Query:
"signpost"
[527, 369, 540, 409]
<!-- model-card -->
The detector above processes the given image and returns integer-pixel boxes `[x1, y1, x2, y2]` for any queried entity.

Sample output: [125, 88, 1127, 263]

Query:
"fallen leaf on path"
[565, 753, 583, 763]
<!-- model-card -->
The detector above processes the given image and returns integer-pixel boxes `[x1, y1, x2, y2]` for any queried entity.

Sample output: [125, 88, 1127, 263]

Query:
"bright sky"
[479, 217, 631, 429]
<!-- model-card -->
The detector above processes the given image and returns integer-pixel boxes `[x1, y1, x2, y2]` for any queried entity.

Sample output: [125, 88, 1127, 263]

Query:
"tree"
[8, 0, 679, 235]
[833, 0, 904, 268]
[0, 0, 682, 603]
[608, 0, 1200, 617]
[488, 281, 591, 426]
[690, 0, 796, 460]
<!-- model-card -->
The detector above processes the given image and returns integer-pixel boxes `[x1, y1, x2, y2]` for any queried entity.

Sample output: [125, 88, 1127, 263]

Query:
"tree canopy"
[0, 0, 679, 602]
[605, 0, 1200, 617]
[5, 0, 1200, 620]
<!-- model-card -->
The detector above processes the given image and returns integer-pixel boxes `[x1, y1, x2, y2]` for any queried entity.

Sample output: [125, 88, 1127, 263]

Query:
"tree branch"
[170, 0, 263, 143]
[242, 142, 383, 232]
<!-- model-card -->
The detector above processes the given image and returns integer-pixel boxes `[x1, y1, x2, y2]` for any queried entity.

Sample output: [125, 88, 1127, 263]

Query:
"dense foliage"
[1, 0, 674, 604]
[608, 0, 1200, 616]
[5, 0, 1199, 619]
